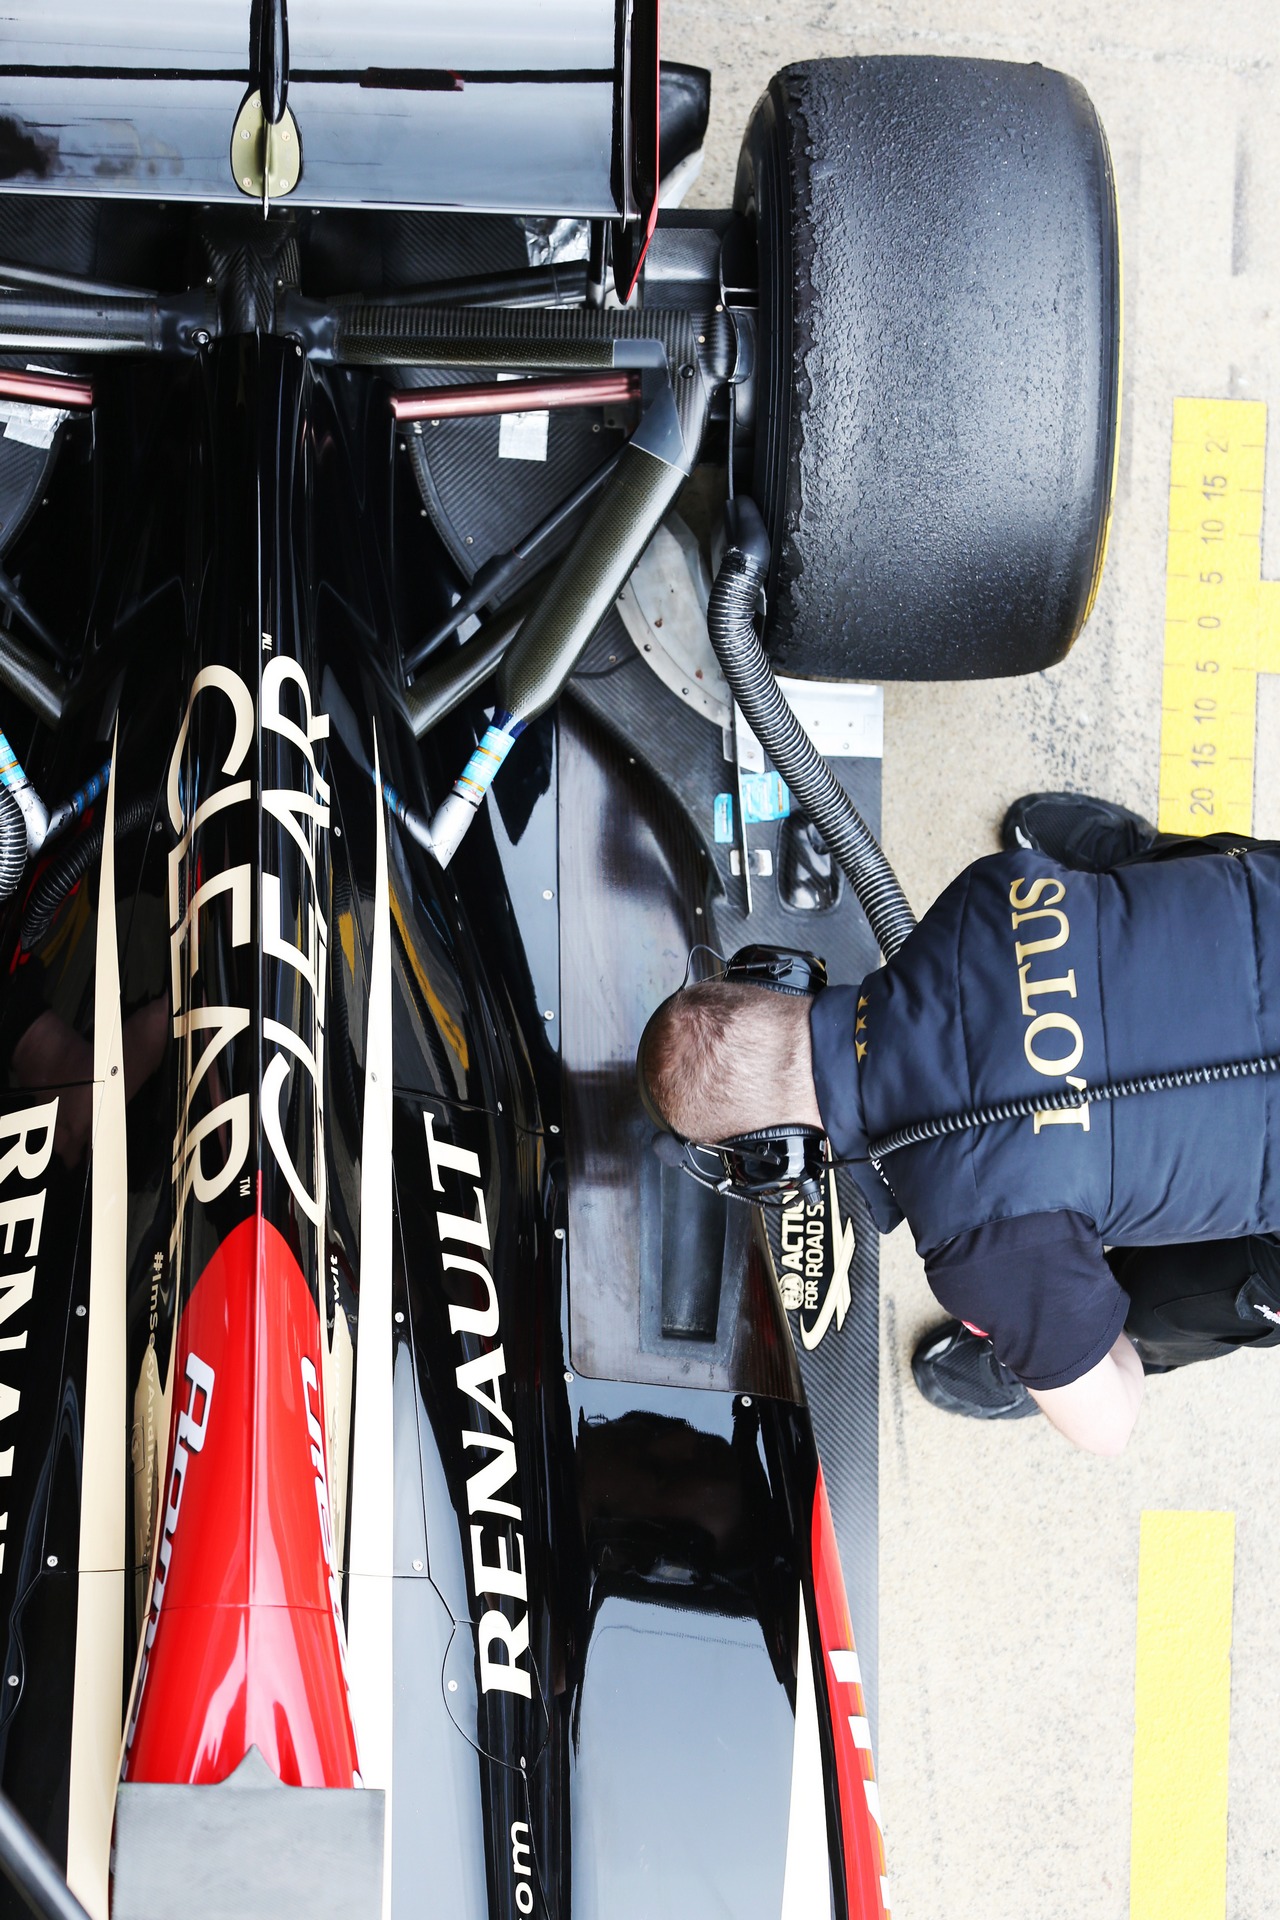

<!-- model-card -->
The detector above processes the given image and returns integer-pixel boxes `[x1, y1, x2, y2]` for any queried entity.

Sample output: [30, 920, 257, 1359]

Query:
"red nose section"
[125, 1215, 360, 1788]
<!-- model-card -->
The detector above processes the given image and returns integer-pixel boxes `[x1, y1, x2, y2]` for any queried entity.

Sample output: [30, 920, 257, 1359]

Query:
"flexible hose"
[703, 512, 1280, 1170]
[869, 1048, 1280, 1161]
[705, 503, 917, 959]
[20, 796, 154, 950]
[0, 786, 24, 901]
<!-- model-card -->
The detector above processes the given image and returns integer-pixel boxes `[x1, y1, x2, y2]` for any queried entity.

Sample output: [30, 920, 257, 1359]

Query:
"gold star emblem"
[857, 995, 869, 1012]
[856, 1040, 868, 1064]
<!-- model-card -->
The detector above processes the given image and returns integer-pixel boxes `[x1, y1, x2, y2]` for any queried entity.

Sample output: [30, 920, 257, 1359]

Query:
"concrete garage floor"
[663, 4, 1280, 1917]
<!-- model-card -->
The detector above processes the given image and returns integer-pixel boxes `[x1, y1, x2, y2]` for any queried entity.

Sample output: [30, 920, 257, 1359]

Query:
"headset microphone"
[650, 1130, 690, 1169]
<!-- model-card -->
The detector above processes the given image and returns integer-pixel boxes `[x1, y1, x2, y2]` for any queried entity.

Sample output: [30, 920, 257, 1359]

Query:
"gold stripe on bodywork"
[346, 730, 395, 1917]
[66, 734, 128, 1919]
[388, 880, 469, 1073]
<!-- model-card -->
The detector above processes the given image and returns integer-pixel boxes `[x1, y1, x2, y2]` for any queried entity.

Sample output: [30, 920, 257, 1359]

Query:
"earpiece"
[721, 944, 828, 998]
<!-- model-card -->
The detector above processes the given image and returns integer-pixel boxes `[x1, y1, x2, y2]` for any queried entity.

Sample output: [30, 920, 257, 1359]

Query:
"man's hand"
[1027, 1332, 1145, 1456]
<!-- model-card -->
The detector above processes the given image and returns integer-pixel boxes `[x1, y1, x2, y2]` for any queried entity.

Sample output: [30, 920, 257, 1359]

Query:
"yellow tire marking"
[1130, 1511, 1235, 1920]
[1159, 398, 1280, 834]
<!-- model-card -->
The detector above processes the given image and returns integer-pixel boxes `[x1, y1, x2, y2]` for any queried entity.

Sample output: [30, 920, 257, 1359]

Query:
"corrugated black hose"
[868, 1049, 1280, 1160]
[705, 506, 1280, 1169]
[705, 498, 917, 960]
[20, 796, 155, 950]
[0, 787, 24, 901]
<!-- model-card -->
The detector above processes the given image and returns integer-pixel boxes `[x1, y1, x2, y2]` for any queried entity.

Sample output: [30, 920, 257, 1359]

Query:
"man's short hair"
[638, 981, 796, 1142]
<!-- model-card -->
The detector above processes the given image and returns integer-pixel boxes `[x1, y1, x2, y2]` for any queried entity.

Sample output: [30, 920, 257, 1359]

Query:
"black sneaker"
[911, 1321, 1040, 1420]
[1000, 792, 1157, 870]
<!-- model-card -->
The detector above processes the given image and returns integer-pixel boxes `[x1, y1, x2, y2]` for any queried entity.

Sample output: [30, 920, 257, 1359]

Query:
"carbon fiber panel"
[383, 302, 731, 588]
[565, 645, 883, 1741]
[402, 402, 629, 583]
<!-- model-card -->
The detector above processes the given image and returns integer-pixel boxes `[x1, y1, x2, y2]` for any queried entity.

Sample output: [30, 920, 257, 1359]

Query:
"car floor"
[666, 3, 1280, 1916]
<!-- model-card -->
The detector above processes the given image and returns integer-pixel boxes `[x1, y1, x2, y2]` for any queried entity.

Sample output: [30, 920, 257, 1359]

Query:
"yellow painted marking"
[1159, 399, 1280, 833]
[1130, 1511, 1235, 1920]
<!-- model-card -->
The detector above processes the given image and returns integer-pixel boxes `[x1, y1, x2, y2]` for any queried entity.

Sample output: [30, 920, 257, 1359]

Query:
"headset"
[638, 943, 832, 1206]
[640, 930, 1280, 1213]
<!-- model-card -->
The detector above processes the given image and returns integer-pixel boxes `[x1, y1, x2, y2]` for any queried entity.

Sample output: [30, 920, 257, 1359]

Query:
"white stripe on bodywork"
[828, 1647, 861, 1687]
[346, 729, 395, 1917]
[67, 735, 128, 1919]
[781, 1596, 834, 1919]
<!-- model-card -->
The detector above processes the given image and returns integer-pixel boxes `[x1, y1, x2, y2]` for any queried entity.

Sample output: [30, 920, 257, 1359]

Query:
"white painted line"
[829, 1647, 862, 1687]
[781, 1598, 834, 1919]
[346, 729, 396, 1918]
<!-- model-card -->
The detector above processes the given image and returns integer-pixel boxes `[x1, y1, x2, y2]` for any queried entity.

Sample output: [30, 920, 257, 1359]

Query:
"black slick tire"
[736, 57, 1121, 681]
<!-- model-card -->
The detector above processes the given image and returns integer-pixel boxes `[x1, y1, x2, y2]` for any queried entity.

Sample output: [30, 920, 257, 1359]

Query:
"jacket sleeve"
[925, 1210, 1131, 1389]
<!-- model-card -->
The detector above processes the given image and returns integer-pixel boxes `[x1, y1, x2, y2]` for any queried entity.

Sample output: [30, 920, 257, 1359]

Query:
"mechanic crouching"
[638, 793, 1280, 1457]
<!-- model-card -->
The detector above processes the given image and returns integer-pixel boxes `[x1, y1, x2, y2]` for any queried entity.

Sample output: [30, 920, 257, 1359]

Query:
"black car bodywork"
[0, 5, 892, 1918]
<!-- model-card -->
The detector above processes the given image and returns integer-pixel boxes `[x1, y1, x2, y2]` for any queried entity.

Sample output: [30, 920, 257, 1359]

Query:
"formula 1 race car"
[0, 6, 1118, 1917]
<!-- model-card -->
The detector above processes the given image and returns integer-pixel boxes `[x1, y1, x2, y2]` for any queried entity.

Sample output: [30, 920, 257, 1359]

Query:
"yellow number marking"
[1159, 398, 1280, 834]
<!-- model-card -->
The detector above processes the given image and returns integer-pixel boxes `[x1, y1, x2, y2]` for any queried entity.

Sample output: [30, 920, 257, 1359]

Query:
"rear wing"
[0, 0, 659, 234]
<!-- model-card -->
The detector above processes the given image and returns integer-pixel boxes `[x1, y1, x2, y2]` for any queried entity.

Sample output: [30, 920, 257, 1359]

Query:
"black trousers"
[1107, 1237, 1280, 1372]
[1084, 825, 1280, 1372]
